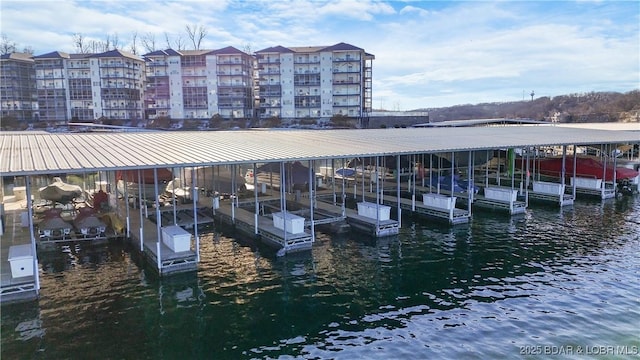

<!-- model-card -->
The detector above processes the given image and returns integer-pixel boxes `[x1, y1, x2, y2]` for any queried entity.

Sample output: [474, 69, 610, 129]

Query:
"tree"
[141, 32, 157, 53]
[1, 33, 17, 54]
[185, 24, 207, 50]
[209, 113, 223, 129]
[242, 43, 253, 55]
[330, 114, 356, 128]
[263, 116, 281, 128]
[164, 32, 186, 50]
[72, 33, 90, 53]
[129, 31, 139, 55]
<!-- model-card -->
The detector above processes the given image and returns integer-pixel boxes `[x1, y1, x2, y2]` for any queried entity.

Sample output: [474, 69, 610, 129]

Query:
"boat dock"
[0, 204, 38, 303]
[126, 206, 199, 276]
[470, 186, 527, 215]
[1, 125, 638, 303]
[358, 190, 470, 225]
[214, 199, 314, 255]
[528, 181, 575, 207]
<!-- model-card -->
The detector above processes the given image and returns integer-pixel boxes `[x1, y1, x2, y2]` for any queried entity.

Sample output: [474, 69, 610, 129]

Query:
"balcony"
[257, 58, 281, 64]
[259, 103, 281, 108]
[333, 56, 360, 62]
[259, 69, 280, 74]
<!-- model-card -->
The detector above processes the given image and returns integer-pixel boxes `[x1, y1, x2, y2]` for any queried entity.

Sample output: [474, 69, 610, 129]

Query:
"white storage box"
[484, 187, 518, 202]
[8, 244, 34, 278]
[533, 181, 565, 195]
[357, 202, 391, 221]
[13, 186, 26, 201]
[161, 225, 191, 253]
[570, 177, 602, 189]
[272, 212, 305, 234]
[423, 193, 457, 210]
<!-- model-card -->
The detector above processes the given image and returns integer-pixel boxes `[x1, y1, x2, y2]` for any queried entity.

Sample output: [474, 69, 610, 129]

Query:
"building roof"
[0, 52, 34, 62]
[143, 49, 182, 57]
[288, 46, 329, 53]
[256, 43, 368, 55]
[1, 126, 638, 176]
[89, 49, 143, 61]
[255, 45, 294, 54]
[322, 42, 364, 52]
[33, 51, 70, 59]
[210, 46, 248, 56]
[179, 49, 213, 56]
[69, 53, 92, 59]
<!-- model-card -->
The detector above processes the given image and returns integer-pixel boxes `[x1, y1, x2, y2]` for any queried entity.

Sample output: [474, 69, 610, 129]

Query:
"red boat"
[116, 168, 173, 183]
[517, 156, 639, 182]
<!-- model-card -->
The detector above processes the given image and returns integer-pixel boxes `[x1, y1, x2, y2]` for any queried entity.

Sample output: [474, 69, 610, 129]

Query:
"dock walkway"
[214, 200, 313, 254]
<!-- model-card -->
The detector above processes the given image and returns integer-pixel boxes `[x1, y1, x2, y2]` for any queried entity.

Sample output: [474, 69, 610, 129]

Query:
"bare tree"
[1, 33, 17, 54]
[164, 32, 186, 50]
[88, 39, 101, 53]
[141, 32, 157, 53]
[72, 33, 91, 53]
[129, 31, 139, 55]
[242, 43, 253, 55]
[111, 32, 121, 50]
[22, 45, 34, 55]
[185, 24, 207, 50]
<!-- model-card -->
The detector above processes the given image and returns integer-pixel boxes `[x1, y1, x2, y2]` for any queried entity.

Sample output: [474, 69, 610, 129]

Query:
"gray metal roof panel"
[1, 126, 638, 176]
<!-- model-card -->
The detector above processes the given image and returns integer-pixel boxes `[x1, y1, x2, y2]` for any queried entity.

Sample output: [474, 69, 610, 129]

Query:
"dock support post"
[375, 157, 380, 230]
[153, 168, 162, 269]
[253, 163, 259, 235]
[138, 170, 144, 252]
[396, 155, 401, 227]
[25, 176, 40, 293]
[281, 162, 288, 249]
[467, 151, 473, 218]
[192, 168, 200, 263]
[572, 147, 577, 199]
[309, 160, 315, 242]
[124, 171, 131, 237]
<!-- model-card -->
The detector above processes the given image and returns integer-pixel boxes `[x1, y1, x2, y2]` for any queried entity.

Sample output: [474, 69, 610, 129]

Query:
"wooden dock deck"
[359, 190, 471, 225]
[125, 207, 198, 276]
[528, 192, 575, 207]
[214, 200, 313, 255]
[1, 200, 38, 303]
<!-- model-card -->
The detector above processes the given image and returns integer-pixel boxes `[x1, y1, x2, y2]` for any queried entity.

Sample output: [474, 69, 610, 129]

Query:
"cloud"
[0, 0, 637, 110]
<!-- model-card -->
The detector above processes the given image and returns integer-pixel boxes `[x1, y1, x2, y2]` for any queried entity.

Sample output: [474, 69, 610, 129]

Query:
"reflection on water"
[2, 197, 639, 359]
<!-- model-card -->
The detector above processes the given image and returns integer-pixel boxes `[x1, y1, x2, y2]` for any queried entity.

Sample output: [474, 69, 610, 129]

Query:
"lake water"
[2, 196, 639, 359]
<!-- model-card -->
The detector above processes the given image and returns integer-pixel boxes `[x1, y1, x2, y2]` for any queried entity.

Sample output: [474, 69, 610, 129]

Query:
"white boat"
[38, 177, 83, 204]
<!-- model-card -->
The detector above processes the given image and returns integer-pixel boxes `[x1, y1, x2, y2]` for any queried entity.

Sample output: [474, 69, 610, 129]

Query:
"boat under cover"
[38, 177, 83, 204]
[517, 156, 639, 182]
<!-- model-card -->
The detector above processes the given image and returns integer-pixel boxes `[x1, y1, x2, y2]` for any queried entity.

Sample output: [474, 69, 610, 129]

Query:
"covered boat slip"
[0, 205, 38, 303]
[1, 126, 638, 292]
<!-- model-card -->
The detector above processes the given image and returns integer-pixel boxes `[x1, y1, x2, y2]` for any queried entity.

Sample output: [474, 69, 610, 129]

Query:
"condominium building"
[143, 46, 254, 120]
[3, 41, 372, 125]
[91, 50, 145, 121]
[33, 51, 69, 122]
[255, 42, 374, 121]
[0, 52, 37, 122]
[32, 49, 145, 122]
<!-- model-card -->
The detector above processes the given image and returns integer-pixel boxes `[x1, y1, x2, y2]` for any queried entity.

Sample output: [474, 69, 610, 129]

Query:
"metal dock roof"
[1, 125, 638, 176]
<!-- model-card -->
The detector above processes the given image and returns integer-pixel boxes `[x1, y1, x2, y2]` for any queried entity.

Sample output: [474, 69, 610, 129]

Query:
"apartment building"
[33, 51, 69, 122]
[255, 42, 374, 121]
[31, 49, 145, 122]
[0, 52, 37, 122]
[4, 41, 371, 125]
[143, 46, 254, 120]
[91, 50, 145, 121]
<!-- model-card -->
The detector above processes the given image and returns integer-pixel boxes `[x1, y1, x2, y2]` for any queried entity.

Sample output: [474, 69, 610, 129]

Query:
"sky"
[1, 0, 638, 110]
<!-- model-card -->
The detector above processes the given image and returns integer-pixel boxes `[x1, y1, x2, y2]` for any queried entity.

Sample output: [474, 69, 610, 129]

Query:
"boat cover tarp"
[38, 177, 83, 204]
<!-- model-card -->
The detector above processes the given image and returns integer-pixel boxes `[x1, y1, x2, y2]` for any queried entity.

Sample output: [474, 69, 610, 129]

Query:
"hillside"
[414, 90, 640, 123]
